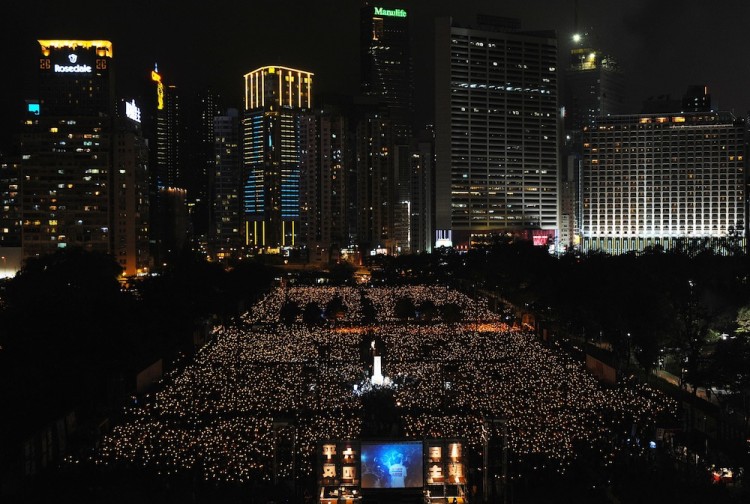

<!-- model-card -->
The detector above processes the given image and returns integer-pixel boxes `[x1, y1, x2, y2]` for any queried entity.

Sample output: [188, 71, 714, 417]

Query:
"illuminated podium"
[316, 439, 467, 503]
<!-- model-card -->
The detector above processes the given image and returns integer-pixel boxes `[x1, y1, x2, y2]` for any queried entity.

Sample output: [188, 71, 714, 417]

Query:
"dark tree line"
[0, 248, 277, 474]
[359, 242, 750, 413]
[280, 295, 462, 325]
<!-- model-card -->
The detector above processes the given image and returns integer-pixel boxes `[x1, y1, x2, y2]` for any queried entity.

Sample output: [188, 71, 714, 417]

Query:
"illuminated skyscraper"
[409, 127, 435, 253]
[360, 3, 413, 142]
[358, 4, 415, 254]
[435, 17, 559, 248]
[187, 87, 222, 244]
[38, 39, 115, 117]
[300, 107, 351, 262]
[581, 112, 745, 254]
[113, 98, 150, 276]
[150, 66, 183, 190]
[147, 65, 187, 264]
[242, 66, 313, 249]
[355, 107, 395, 251]
[564, 32, 625, 134]
[19, 40, 115, 258]
[561, 31, 626, 252]
[0, 151, 21, 250]
[209, 108, 242, 260]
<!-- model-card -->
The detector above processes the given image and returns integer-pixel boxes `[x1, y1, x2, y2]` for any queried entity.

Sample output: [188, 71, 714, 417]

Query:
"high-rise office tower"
[209, 108, 242, 260]
[581, 112, 745, 254]
[38, 39, 115, 117]
[147, 65, 187, 264]
[19, 40, 115, 259]
[0, 146, 23, 277]
[392, 144, 412, 253]
[149, 65, 183, 190]
[435, 17, 559, 248]
[113, 98, 150, 276]
[355, 108, 395, 251]
[641, 85, 712, 115]
[242, 66, 312, 249]
[300, 108, 350, 262]
[359, 4, 414, 254]
[360, 3, 413, 143]
[682, 85, 712, 113]
[0, 151, 21, 249]
[187, 88, 222, 245]
[409, 127, 435, 253]
[561, 31, 626, 252]
[564, 32, 626, 134]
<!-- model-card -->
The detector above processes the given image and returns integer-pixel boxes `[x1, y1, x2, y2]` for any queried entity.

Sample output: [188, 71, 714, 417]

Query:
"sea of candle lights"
[95, 285, 676, 483]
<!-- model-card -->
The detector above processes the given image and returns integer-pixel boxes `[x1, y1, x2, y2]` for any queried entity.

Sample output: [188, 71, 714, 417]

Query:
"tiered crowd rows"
[96, 286, 675, 483]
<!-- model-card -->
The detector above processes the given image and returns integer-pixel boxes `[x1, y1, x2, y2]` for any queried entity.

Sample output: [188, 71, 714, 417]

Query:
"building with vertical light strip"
[145, 65, 188, 266]
[242, 66, 312, 249]
[435, 17, 559, 249]
[150, 65, 182, 190]
[581, 112, 745, 254]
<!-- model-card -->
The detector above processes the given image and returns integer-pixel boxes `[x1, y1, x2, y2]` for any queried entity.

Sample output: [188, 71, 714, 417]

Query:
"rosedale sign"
[55, 64, 92, 73]
[374, 6, 407, 18]
[55, 54, 92, 73]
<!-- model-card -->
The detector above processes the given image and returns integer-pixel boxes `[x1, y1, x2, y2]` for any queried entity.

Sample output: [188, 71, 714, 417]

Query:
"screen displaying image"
[360, 441, 423, 489]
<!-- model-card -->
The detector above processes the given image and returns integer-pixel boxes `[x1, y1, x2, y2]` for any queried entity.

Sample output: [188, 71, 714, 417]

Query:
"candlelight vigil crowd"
[95, 285, 676, 483]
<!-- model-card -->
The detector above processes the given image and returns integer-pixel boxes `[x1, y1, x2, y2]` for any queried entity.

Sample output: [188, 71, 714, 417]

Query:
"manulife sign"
[374, 6, 407, 18]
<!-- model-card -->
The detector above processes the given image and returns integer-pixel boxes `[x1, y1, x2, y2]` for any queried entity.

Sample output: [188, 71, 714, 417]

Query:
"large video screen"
[360, 441, 423, 489]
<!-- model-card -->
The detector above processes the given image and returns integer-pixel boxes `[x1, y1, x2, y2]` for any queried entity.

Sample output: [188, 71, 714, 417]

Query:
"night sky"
[2, 0, 749, 147]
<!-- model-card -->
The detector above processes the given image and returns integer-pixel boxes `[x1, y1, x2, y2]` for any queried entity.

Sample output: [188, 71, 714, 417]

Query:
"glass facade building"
[435, 19, 559, 248]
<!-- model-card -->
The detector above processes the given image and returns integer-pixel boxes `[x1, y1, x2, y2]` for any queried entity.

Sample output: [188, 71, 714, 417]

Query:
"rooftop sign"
[374, 7, 407, 18]
[125, 99, 141, 123]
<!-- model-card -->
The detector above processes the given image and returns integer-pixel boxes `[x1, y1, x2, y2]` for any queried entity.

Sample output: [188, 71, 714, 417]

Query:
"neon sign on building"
[125, 99, 141, 123]
[374, 7, 407, 18]
[151, 70, 164, 110]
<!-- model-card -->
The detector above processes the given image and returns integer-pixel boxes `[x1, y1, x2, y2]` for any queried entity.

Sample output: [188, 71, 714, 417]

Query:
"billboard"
[360, 441, 423, 489]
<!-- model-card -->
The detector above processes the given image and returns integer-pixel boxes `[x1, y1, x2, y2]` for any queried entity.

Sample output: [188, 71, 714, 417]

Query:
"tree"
[671, 280, 712, 395]
[441, 303, 463, 324]
[324, 296, 347, 321]
[0, 249, 130, 453]
[394, 297, 416, 320]
[417, 300, 438, 322]
[303, 301, 324, 325]
[361, 294, 377, 324]
[329, 261, 355, 285]
[735, 305, 750, 336]
[280, 301, 300, 325]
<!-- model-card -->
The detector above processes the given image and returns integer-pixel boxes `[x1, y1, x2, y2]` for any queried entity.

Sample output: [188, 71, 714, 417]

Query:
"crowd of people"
[244, 285, 500, 324]
[96, 285, 676, 484]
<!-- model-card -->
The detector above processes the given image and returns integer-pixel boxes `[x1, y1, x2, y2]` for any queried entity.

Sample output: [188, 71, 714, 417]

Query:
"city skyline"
[1, 0, 749, 149]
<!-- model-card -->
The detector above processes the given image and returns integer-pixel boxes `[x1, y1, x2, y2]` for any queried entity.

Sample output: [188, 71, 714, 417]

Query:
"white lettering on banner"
[54, 64, 92, 73]
[125, 100, 141, 123]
